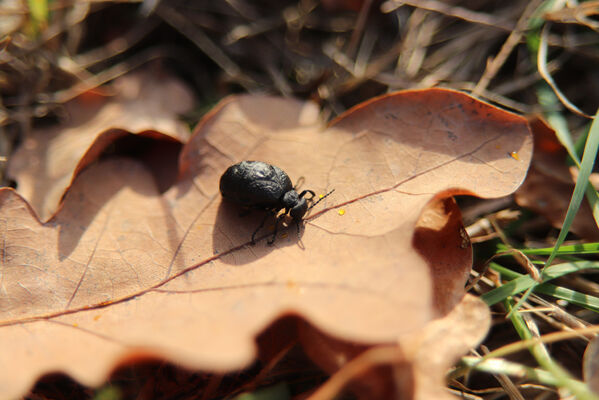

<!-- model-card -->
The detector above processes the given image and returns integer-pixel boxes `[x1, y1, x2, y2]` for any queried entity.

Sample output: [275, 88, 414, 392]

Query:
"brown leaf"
[0, 89, 531, 398]
[409, 294, 490, 400]
[514, 116, 599, 240]
[544, 2, 599, 31]
[7, 66, 193, 222]
[298, 294, 490, 400]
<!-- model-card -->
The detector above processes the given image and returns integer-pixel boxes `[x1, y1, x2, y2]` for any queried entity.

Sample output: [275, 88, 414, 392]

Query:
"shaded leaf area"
[0, 88, 531, 398]
[27, 316, 324, 400]
[24, 299, 489, 400]
[515, 117, 599, 240]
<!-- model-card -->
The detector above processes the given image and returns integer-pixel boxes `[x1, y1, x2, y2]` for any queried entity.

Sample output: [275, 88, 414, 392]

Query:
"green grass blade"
[499, 242, 599, 256]
[505, 299, 598, 399]
[586, 184, 599, 229]
[509, 106, 599, 316]
[544, 107, 599, 268]
[546, 109, 599, 232]
[482, 261, 599, 306]
[482, 267, 537, 306]
[460, 356, 590, 390]
[535, 283, 599, 313]
[27, 0, 48, 25]
[234, 383, 290, 400]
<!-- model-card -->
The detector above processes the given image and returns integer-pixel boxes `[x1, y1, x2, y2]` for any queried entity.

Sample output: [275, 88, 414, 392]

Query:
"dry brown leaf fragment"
[0, 88, 531, 399]
[544, 2, 599, 31]
[300, 294, 490, 400]
[515, 116, 599, 240]
[7, 66, 194, 222]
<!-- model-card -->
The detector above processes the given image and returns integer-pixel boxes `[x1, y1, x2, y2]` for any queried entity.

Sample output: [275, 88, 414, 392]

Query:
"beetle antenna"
[308, 189, 335, 211]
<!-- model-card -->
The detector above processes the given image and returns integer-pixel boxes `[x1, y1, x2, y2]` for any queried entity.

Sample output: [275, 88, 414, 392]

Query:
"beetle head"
[290, 197, 308, 220]
[282, 191, 308, 220]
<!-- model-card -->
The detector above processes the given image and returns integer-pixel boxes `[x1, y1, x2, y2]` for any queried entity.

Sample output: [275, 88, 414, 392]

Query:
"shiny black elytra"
[219, 161, 334, 245]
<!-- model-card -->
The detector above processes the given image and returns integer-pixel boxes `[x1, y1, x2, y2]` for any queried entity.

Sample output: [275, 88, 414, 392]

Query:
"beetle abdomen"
[219, 161, 293, 208]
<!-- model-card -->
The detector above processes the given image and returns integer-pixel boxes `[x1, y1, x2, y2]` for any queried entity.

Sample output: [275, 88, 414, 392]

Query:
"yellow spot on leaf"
[338, 209, 346, 216]
[94, 315, 101, 321]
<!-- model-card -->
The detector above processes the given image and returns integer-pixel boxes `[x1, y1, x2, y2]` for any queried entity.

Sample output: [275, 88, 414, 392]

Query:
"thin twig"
[381, 0, 514, 31]
[481, 345, 526, 400]
[465, 249, 540, 293]
[346, 0, 374, 58]
[307, 346, 403, 400]
[155, 3, 255, 90]
[472, 0, 543, 96]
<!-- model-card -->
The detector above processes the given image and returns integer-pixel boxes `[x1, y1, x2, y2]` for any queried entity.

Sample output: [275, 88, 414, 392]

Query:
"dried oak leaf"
[300, 294, 490, 400]
[0, 89, 532, 399]
[7, 66, 193, 222]
[515, 116, 599, 240]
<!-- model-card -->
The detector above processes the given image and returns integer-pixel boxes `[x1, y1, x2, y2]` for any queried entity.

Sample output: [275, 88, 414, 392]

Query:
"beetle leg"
[267, 213, 287, 245]
[251, 212, 272, 245]
[295, 219, 301, 239]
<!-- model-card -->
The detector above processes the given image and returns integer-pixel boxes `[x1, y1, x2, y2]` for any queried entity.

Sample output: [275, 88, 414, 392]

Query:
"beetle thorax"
[282, 190, 299, 210]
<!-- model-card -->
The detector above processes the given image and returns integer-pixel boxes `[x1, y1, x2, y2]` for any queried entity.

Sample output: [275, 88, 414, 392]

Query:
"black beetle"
[219, 160, 334, 244]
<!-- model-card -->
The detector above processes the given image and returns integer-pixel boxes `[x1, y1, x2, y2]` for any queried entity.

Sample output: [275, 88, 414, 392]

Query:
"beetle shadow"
[212, 199, 307, 265]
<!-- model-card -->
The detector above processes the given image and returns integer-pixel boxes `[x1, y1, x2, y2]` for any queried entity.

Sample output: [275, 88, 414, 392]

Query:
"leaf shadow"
[412, 196, 472, 318]
[53, 156, 178, 262]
